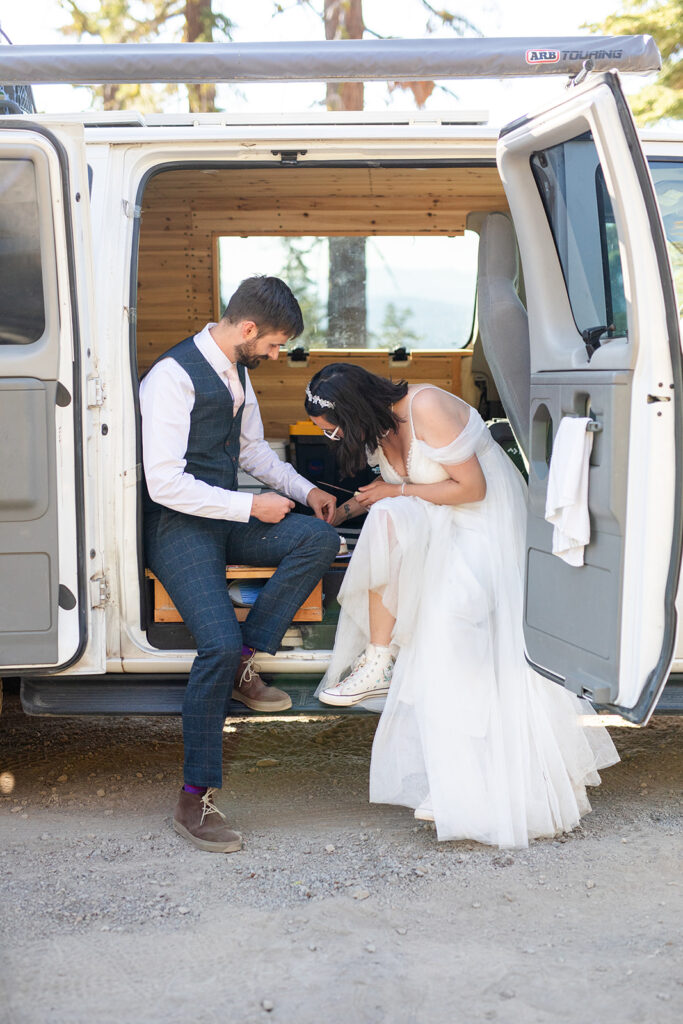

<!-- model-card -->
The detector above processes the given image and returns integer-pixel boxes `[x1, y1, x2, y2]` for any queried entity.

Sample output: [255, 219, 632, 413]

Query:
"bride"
[304, 363, 619, 849]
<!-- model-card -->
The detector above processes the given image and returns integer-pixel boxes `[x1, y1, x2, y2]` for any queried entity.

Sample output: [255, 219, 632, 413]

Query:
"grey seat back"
[477, 212, 530, 457]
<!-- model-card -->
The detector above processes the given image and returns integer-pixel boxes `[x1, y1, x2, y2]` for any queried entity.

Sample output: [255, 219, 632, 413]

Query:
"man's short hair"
[221, 275, 304, 339]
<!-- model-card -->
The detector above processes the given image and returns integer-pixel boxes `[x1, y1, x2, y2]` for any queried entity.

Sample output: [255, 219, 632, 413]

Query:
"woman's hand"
[354, 479, 401, 509]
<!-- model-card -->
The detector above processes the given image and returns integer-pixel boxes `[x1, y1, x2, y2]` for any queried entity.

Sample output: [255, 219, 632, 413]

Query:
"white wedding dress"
[318, 387, 619, 848]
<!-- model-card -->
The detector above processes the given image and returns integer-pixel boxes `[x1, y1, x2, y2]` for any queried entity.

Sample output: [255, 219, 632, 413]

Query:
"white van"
[1, 37, 682, 724]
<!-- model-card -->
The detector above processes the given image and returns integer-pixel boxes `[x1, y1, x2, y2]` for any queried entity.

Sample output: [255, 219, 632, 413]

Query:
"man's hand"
[307, 487, 337, 524]
[354, 479, 401, 509]
[251, 492, 295, 523]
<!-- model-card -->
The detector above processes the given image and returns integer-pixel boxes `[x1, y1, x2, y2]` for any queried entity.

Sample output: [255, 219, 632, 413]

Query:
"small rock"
[499, 990, 516, 1000]
[136, 773, 143, 779]
[503, 893, 515, 903]
[155, 773, 164, 781]
[585, 880, 596, 890]
[256, 758, 279, 768]
[40, 833, 49, 841]
[325, 844, 336, 854]
[365, 942, 376, 953]
[471, 901, 482, 909]
[261, 999, 274, 1012]
[308, 944, 317, 952]
[178, 906, 190, 915]
[656, 993, 671, 1002]
[96, 789, 106, 798]
[396, 927, 408, 935]
[57, 774, 68, 783]
[352, 888, 370, 901]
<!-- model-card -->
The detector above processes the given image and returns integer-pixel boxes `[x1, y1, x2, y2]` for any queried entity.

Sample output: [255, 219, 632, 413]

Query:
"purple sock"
[241, 644, 255, 659]
[183, 783, 207, 795]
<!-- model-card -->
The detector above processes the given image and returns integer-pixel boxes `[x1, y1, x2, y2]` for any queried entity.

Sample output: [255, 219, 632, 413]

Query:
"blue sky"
[0, 0, 655, 125]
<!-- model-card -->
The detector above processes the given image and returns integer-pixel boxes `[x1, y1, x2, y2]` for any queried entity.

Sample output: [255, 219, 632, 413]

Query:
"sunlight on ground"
[0, 771, 16, 794]
[579, 714, 639, 728]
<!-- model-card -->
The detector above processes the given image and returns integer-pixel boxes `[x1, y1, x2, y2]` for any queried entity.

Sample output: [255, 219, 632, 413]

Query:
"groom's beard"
[235, 339, 263, 370]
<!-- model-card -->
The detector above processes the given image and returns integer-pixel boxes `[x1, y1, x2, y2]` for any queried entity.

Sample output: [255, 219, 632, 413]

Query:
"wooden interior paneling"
[251, 349, 469, 438]
[136, 163, 502, 424]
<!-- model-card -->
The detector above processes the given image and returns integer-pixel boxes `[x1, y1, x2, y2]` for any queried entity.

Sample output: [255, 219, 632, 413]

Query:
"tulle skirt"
[318, 443, 619, 848]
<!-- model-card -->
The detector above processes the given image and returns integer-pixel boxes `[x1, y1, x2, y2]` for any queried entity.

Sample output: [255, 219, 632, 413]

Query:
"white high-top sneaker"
[319, 644, 395, 706]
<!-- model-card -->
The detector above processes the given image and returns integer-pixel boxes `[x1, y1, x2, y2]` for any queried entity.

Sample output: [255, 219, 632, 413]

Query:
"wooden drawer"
[146, 566, 323, 624]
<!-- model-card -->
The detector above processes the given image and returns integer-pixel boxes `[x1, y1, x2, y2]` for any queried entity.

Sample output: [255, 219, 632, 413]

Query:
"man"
[141, 275, 339, 853]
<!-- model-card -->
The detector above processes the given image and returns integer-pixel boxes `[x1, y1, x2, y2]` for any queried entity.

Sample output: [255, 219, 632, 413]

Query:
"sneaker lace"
[200, 788, 227, 827]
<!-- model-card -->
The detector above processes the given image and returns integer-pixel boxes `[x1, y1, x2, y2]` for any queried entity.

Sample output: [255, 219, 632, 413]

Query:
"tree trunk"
[324, 0, 366, 348]
[184, 0, 216, 113]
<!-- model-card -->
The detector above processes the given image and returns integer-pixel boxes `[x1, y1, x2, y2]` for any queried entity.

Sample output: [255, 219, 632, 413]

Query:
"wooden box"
[146, 566, 323, 624]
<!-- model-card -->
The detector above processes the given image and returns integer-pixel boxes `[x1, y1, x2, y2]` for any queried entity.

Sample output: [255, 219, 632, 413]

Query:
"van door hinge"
[122, 199, 141, 219]
[90, 573, 110, 609]
[87, 376, 105, 408]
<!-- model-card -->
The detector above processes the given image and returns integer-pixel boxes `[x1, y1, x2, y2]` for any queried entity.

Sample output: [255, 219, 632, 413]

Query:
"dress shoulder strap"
[408, 384, 440, 438]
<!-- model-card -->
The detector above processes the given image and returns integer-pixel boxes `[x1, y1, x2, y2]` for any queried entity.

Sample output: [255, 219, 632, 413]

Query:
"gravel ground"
[0, 683, 681, 1024]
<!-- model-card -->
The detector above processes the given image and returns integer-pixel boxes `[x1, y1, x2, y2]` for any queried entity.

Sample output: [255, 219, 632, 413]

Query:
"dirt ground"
[0, 682, 681, 1024]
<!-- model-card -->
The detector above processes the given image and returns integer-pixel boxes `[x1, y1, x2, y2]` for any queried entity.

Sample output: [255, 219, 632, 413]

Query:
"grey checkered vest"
[144, 335, 247, 513]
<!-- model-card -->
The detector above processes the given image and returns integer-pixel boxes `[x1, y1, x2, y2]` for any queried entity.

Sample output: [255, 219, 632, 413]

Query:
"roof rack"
[0, 36, 661, 86]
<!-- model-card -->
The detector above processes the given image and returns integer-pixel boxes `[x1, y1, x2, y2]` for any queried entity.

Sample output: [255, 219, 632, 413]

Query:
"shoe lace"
[238, 654, 255, 689]
[200, 788, 227, 827]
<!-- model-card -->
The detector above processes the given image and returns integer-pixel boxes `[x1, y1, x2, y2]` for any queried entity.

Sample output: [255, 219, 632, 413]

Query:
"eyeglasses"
[322, 426, 341, 441]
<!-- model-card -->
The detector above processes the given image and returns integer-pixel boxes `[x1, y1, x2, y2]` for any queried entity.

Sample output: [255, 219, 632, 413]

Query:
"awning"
[0, 37, 661, 85]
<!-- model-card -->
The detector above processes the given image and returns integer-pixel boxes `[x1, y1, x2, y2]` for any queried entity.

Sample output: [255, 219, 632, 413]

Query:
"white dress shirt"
[140, 323, 314, 522]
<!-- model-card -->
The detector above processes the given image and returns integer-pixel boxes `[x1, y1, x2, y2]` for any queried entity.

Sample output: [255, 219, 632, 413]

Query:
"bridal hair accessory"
[306, 384, 335, 410]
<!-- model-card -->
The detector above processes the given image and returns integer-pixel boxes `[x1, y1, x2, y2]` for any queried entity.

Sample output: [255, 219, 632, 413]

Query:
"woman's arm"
[332, 496, 366, 525]
[356, 389, 487, 509]
[355, 458, 485, 510]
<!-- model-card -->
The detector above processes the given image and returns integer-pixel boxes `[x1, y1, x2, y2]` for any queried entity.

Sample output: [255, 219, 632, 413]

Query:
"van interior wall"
[136, 162, 509, 435]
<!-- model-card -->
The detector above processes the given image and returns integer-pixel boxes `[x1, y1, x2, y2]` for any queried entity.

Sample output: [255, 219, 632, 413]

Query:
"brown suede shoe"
[173, 788, 243, 853]
[232, 653, 292, 712]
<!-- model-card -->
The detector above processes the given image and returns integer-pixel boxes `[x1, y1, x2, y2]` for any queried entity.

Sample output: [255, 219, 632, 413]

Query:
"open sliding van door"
[497, 72, 683, 724]
[0, 122, 97, 674]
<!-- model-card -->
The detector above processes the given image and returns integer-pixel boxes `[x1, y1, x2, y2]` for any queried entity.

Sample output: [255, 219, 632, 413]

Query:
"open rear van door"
[497, 72, 683, 724]
[0, 122, 94, 673]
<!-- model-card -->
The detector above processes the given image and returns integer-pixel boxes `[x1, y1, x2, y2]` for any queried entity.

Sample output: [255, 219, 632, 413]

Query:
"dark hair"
[221, 275, 304, 339]
[305, 363, 408, 477]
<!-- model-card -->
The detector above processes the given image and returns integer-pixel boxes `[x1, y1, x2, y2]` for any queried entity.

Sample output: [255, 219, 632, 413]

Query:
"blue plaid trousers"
[145, 508, 339, 787]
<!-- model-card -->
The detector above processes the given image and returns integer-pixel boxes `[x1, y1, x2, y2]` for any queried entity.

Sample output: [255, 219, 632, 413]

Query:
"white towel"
[544, 416, 594, 567]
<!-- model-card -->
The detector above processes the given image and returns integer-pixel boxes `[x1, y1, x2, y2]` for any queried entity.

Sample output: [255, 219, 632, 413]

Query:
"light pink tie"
[225, 362, 244, 412]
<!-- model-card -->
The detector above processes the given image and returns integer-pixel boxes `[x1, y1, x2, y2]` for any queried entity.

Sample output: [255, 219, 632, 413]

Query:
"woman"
[304, 363, 619, 849]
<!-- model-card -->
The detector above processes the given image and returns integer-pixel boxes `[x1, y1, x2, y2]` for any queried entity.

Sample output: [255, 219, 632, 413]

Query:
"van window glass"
[530, 132, 627, 342]
[648, 160, 683, 315]
[0, 159, 45, 345]
[217, 232, 479, 351]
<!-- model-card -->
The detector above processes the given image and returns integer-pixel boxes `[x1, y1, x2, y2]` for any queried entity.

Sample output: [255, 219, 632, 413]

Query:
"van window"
[530, 132, 627, 342]
[217, 232, 479, 351]
[0, 159, 45, 345]
[649, 160, 683, 314]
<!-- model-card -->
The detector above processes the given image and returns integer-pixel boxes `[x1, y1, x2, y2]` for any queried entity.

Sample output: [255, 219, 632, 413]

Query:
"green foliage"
[277, 238, 328, 349]
[58, 0, 233, 111]
[586, 1, 683, 124]
[376, 302, 421, 350]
